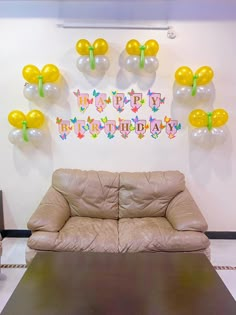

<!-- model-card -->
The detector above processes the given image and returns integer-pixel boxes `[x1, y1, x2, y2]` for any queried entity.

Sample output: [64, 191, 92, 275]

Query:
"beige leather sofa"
[26, 169, 210, 263]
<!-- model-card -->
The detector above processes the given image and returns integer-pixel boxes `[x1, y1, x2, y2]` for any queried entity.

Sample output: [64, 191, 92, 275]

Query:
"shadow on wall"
[11, 122, 54, 178]
[188, 127, 232, 185]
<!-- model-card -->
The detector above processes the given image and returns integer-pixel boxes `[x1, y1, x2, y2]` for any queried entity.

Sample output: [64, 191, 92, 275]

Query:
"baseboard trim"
[205, 231, 236, 239]
[0, 229, 32, 238]
[1, 230, 236, 239]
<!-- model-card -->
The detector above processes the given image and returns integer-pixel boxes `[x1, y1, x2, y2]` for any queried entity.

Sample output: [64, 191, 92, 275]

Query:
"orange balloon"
[195, 66, 214, 85]
[8, 110, 26, 128]
[175, 66, 193, 86]
[145, 39, 159, 56]
[22, 65, 40, 84]
[212, 109, 228, 127]
[26, 110, 44, 128]
[189, 109, 208, 128]
[76, 39, 91, 55]
[126, 39, 140, 55]
[93, 38, 108, 55]
[41, 64, 60, 82]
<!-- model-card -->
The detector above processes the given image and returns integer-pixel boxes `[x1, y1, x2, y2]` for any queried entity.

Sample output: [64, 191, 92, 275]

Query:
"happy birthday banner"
[56, 116, 181, 140]
[73, 89, 165, 113]
[56, 89, 181, 140]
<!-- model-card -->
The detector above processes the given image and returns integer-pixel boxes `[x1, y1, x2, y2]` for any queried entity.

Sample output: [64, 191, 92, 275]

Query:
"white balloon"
[191, 127, 212, 147]
[124, 56, 140, 73]
[124, 55, 159, 74]
[195, 84, 214, 102]
[94, 56, 110, 73]
[144, 57, 159, 73]
[23, 84, 38, 101]
[191, 127, 227, 147]
[77, 55, 110, 75]
[8, 128, 44, 146]
[8, 129, 24, 145]
[77, 56, 90, 73]
[23, 83, 60, 103]
[43, 83, 60, 101]
[192, 127, 208, 138]
[173, 82, 215, 106]
[28, 128, 44, 145]
[174, 84, 191, 100]
[210, 127, 227, 145]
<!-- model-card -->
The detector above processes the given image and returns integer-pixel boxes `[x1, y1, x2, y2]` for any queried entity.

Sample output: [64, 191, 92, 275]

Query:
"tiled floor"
[0, 238, 236, 313]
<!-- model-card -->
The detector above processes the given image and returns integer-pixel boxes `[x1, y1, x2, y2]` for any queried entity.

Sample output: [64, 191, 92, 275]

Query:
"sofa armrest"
[27, 187, 70, 232]
[166, 188, 208, 232]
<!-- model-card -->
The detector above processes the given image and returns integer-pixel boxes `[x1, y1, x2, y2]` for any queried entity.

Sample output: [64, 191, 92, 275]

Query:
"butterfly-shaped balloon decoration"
[173, 66, 215, 105]
[8, 109, 45, 146]
[76, 38, 110, 74]
[23, 64, 61, 102]
[189, 108, 228, 145]
[124, 39, 159, 73]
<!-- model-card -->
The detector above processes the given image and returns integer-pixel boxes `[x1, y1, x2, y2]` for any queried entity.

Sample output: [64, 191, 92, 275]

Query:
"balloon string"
[89, 46, 95, 70]
[139, 45, 146, 69]
[38, 75, 44, 97]
[22, 121, 29, 142]
[207, 112, 213, 131]
[191, 74, 199, 96]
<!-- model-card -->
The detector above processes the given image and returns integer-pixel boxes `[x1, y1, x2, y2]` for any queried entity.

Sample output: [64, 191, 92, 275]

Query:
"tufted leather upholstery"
[27, 169, 210, 263]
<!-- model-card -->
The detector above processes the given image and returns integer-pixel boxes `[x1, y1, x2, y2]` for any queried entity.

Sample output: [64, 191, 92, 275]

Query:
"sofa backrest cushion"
[119, 171, 185, 218]
[52, 169, 119, 219]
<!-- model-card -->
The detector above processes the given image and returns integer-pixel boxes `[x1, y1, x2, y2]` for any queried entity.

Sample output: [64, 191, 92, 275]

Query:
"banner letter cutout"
[113, 93, 125, 113]
[95, 93, 107, 113]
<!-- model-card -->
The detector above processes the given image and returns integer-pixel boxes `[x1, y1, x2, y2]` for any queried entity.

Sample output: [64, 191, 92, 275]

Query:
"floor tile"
[1, 238, 27, 264]
[210, 240, 236, 266]
[216, 270, 236, 300]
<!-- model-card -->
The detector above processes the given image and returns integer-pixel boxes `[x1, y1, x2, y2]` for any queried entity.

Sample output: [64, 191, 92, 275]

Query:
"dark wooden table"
[1, 252, 236, 315]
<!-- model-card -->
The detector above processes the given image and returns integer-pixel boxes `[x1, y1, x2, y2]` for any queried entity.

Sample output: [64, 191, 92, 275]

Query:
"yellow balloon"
[195, 66, 214, 85]
[175, 66, 193, 86]
[126, 39, 140, 55]
[8, 110, 26, 128]
[93, 38, 108, 55]
[76, 39, 90, 55]
[26, 110, 44, 128]
[212, 109, 228, 127]
[41, 64, 60, 83]
[22, 65, 40, 84]
[145, 39, 159, 56]
[189, 109, 208, 128]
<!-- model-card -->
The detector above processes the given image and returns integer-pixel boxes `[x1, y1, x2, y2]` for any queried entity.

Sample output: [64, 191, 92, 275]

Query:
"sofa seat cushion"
[28, 217, 119, 253]
[118, 217, 210, 253]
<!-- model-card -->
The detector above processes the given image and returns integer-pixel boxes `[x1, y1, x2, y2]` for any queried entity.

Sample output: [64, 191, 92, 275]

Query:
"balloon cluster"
[8, 110, 45, 145]
[124, 39, 159, 74]
[173, 66, 214, 104]
[76, 38, 110, 74]
[23, 64, 61, 102]
[189, 108, 228, 144]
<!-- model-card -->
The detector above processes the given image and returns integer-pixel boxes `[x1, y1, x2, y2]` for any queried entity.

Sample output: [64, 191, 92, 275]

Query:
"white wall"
[0, 1, 236, 230]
